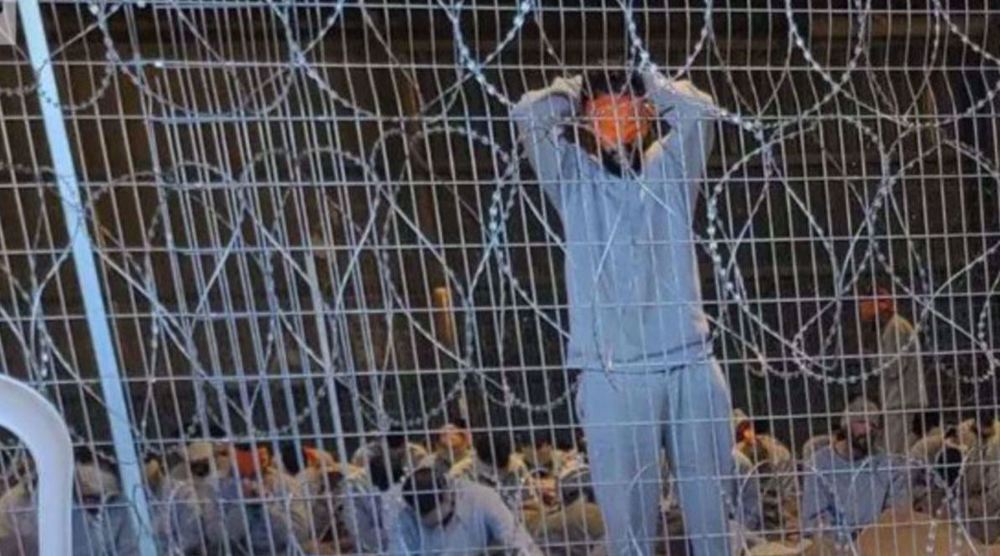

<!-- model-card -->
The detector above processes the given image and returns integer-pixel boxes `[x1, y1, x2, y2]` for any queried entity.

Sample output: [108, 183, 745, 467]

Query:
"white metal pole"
[17, 1, 157, 554]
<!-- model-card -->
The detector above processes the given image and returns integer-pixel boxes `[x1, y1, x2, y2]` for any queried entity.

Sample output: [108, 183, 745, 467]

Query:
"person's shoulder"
[887, 314, 916, 335]
[805, 444, 839, 468]
[448, 454, 475, 478]
[507, 452, 527, 470]
[732, 448, 754, 472]
[454, 476, 488, 493]
[457, 478, 507, 506]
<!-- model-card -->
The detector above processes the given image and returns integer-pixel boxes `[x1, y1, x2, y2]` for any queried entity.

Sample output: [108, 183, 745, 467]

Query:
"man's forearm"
[641, 69, 716, 123]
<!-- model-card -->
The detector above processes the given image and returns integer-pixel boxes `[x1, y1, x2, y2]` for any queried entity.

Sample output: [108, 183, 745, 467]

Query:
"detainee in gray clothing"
[388, 467, 542, 555]
[511, 66, 732, 556]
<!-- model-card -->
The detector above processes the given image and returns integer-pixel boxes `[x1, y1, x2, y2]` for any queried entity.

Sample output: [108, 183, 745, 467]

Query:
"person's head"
[838, 398, 882, 456]
[733, 409, 755, 444]
[521, 429, 558, 475]
[322, 468, 346, 495]
[558, 466, 595, 506]
[304, 446, 337, 471]
[367, 444, 407, 492]
[974, 406, 997, 440]
[859, 286, 895, 323]
[934, 445, 965, 488]
[278, 442, 304, 476]
[471, 429, 514, 471]
[73, 448, 120, 515]
[437, 418, 470, 454]
[386, 429, 410, 451]
[402, 466, 455, 529]
[184, 441, 225, 479]
[233, 442, 272, 479]
[579, 65, 655, 176]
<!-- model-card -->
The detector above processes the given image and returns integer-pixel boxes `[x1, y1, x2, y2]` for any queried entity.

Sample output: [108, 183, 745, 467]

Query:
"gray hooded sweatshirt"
[510, 70, 717, 372]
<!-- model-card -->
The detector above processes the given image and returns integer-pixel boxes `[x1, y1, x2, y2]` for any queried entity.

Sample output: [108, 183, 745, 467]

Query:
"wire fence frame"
[0, 1, 996, 555]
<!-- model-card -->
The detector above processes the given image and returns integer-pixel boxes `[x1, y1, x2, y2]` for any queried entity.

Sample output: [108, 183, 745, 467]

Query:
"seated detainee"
[519, 430, 580, 480]
[341, 441, 411, 554]
[289, 446, 358, 553]
[734, 410, 793, 469]
[0, 448, 140, 556]
[449, 425, 542, 525]
[433, 418, 473, 469]
[220, 442, 309, 554]
[800, 398, 912, 547]
[734, 411, 799, 541]
[533, 465, 605, 556]
[909, 423, 963, 466]
[154, 440, 233, 553]
[352, 431, 429, 474]
[958, 411, 1000, 545]
[911, 445, 964, 517]
[910, 409, 997, 465]
[388, 465, 542, 555]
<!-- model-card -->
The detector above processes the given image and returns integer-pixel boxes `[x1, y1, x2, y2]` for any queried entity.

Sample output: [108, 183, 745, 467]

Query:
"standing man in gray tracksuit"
[511, 64, 732, 556]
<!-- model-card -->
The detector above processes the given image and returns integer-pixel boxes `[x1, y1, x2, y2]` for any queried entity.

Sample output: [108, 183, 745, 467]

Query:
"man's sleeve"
[341, 481, 384, 553]
[641, 69, 718, 189]
[510, 76, 582, 199]
[880, 318, 921, 374]
[262, 471, 311, 546]
[481, 488, 544, 555]
[385, 505, 415, 556]
[799, 463, 835, 536]
[111, 505, 141, 555]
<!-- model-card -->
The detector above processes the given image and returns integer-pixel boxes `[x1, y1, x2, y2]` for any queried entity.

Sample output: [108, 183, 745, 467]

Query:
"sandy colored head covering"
[304, 446, 337, 470]
[185, 441, 216, 462]
[733, 408, 751, 430]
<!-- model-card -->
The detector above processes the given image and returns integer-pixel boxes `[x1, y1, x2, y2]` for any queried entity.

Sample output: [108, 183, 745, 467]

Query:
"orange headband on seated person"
[584, 94, 655, 150]
[235, 446, 270, 478]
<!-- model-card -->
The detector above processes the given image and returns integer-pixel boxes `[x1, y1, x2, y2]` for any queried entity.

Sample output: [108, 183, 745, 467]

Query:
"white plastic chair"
[0, 375, 73, 556]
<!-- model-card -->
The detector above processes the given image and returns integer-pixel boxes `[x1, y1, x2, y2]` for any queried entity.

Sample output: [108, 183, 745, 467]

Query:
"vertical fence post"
[305, 239, 353, 465]
[17, 2, 158, 554]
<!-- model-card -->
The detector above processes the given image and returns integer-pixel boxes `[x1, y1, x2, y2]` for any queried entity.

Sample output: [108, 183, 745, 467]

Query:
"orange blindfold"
[235, 447, 270, 478]
[585, 95, 655, 150]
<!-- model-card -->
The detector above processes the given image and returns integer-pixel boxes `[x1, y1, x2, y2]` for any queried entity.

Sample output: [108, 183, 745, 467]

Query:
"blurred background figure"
[286, 445, 358, 553]
[532, 465, 605, 556]
[154, 438, 234, 553]
[451, 412, 543, 530]
[220, 442, 307, 555]
[433, 417, 472, 469]
[0, 448, 138, 555]
[859, 287, 927, 456]
[342, 436, 414, 553]
[732, 410, 799, 543]
[955, 406, 1000, 545]
[71, 448, 140, 556]
[351, 430, 428, 475]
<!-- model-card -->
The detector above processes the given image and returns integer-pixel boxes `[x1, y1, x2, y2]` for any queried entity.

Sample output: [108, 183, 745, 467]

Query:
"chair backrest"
[0, 375, 73, 556]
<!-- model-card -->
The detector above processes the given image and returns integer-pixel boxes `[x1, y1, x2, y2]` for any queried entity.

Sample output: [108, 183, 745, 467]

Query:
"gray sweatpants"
[577, 360, 733, 556]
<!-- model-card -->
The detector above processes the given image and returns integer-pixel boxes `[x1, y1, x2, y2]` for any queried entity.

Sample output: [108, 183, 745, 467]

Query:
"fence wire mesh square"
[0, 1, 999, 555]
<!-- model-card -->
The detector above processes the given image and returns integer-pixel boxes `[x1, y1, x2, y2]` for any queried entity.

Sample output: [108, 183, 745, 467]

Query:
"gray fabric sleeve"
[641, 70, 718, 189]
[481, 488, 543, 555]
[510, 76, 583, 200]
[800, 460, 835, 535]
[385, 509, 414, 556]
